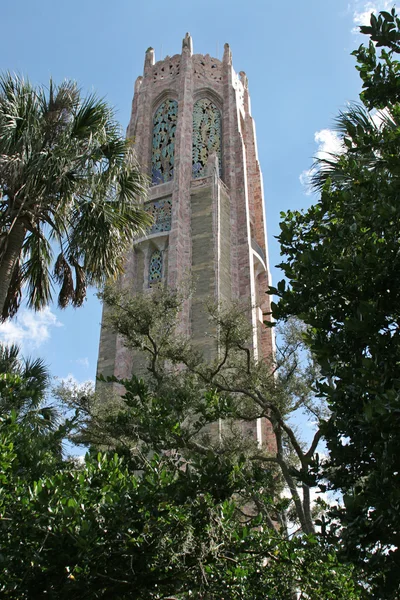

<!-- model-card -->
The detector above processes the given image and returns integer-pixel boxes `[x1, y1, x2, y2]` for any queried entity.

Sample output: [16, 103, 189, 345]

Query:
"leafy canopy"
[0, 294, 361, 599]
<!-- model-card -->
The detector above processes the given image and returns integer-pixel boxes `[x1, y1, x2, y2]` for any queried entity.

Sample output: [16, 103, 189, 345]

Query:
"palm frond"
[70, 255, 86, 307]
[71, 93, 109, 140]
[333, 103, 377, 137]
[50, 79, 80, 114]
[20, 405, 59, 432]
[65, 196, 150, 284]
[54, 252, 74, 308]
[23, 356, 50, 391]
[22, 230, 52, 310]
[0, 343, 54, 428]
[0, 342, 20, 373]
[310, 103, 391, 192]
[0, 72, 150, 316]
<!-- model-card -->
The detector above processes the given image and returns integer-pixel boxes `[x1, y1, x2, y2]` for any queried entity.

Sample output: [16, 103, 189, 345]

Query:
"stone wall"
[219, 183, 232, 305]
[190, 182, 216, 358]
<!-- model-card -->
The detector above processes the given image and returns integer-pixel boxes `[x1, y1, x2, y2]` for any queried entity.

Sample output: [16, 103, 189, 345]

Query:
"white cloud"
[75, 357, 89, 369]
[58, 373, 80, 386]
[299, 129, 344, 194]
[0, 307, 62, 350]
[299, 168, 315, 194]
[314, 129, 344, 159]
[57, 373, 95, 389]
[352, 1, 392, 33]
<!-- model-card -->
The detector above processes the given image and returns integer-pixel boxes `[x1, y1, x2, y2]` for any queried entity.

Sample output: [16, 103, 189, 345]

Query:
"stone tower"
[97, 34, 274, 447]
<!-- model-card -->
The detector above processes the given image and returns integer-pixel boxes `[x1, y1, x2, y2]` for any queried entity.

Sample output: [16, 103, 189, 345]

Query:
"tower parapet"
[97, 36, 274, 448]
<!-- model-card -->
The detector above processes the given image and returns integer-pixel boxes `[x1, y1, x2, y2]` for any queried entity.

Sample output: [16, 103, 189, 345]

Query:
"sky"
[0, 0, 393, 388]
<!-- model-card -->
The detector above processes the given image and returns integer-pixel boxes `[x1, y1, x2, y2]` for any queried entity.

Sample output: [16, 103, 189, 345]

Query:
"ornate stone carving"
[151, 100, 178, 185]
[182, 32, 193, 54]
[145, 198, 172, 234]
[149, 249, 163, 286]
[192, 98, 221, 178]
[152, 55, 181, 82]
[193, 54, 222, 82]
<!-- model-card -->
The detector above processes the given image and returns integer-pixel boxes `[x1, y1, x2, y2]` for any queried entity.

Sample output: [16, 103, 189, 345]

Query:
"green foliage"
[94, 285, 324, 537]
[272, 7, 400, 598]
[0, 343, 66, 478]
[74, 284, 360, 598]
[1, 434, 252, 599]
[353, 7, 400, 108]
[0, 294, 361, 598]
[0, 73, 151, 319]
[0, 411, 361, 599]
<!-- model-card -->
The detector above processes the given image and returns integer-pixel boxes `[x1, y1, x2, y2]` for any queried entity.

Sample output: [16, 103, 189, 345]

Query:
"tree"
[0, 343, 52, 422]
[270, 8, 400, 598]
[0, 296, 361, 598]
[0, 417, 359, 600]
[0, 343, 66, 478]
[56, 284, 361, 598]
[79, 286, 322, 535]
[0, 73, 151, 320]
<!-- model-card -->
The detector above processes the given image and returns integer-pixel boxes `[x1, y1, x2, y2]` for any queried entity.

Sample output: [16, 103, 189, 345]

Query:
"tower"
[97, 34, 274, 447]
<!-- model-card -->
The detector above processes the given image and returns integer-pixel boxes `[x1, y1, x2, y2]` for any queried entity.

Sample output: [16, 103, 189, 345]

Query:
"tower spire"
[223, 42, 232, 65]
[182, 32, 193, 55]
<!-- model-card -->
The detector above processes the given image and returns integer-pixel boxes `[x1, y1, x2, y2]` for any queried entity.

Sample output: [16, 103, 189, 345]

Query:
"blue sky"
[0, 0, 391, 386]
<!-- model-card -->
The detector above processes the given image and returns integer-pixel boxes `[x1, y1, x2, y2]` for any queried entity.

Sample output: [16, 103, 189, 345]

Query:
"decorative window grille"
[149, 249, 163, 286]
[192, 98, 221, 178]
[151, 100, 178, 185]
[145, 198, 172, 234]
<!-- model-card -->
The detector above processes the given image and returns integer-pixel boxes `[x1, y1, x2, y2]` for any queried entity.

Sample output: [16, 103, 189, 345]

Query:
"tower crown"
[132, 36, 246, 146]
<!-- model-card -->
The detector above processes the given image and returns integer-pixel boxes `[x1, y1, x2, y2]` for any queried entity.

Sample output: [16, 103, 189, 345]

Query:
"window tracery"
[145, 198, 172, 234]
[151, 100, 178, 185]
[149, 249, 163, 286]
[192, 98, 221, 178]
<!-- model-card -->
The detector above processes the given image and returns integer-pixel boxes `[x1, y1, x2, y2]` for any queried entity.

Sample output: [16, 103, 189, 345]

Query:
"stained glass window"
[149, 249, 163, 286]
[192, 98, 221, 178]
[145, 198, 172, 234]
[151, 100, 178, 185]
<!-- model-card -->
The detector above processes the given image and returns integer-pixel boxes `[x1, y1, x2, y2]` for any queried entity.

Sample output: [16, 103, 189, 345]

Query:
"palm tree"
[0, 343, 56, 431]
[0, 343, 64, 476]
[0, 73, 151, 320]
[311, 103, 400, 192]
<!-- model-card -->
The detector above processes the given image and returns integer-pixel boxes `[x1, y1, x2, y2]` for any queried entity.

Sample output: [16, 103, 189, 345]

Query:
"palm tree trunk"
[0, 221, 26, 318]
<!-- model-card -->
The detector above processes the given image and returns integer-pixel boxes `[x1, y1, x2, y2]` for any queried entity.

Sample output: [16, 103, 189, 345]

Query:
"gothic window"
[149, 249, 163, 286]
[192, 98, 221, 178]
[145, 198, 172, 234]
[151, 100, 178, 185]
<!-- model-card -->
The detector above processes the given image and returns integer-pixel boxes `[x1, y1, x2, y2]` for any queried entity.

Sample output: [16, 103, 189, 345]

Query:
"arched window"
[149, 249, 163, 286]
[151, 100, 178, 185]
[192, 98, 221, 178]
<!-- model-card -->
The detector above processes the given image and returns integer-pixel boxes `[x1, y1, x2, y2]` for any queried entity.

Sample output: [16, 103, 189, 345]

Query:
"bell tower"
[97, 34, 274, 446]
